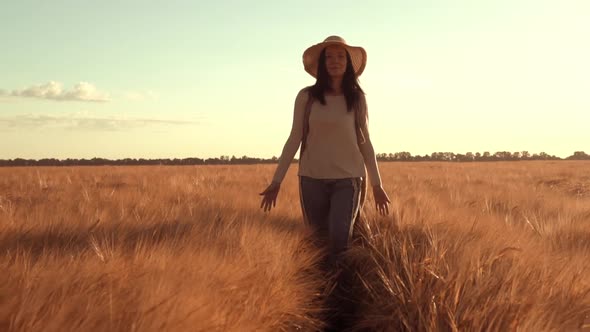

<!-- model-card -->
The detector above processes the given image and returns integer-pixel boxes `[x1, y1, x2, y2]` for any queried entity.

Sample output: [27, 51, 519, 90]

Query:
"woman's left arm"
[358, 95, 391, 215]
[358, 134, 382, 187]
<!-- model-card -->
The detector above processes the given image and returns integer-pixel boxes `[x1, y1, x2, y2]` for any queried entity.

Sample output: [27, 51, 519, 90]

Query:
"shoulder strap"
[300, 91, 314, 155]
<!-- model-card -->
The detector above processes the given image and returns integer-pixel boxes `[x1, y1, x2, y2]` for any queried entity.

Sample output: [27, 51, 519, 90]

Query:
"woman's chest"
[309, 102, 355, 132]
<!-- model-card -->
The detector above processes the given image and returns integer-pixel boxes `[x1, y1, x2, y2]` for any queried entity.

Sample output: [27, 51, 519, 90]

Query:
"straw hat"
[302, 35, 367, 78]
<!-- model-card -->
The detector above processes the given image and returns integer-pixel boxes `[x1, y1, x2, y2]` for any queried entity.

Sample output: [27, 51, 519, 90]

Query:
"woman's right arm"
[270, 88, 308, 184]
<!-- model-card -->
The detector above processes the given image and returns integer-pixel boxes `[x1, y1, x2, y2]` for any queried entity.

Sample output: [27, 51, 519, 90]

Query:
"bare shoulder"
[295, 86, 312, 105]
[357, 91, 368, 112]
[297, 86, 312, 98]
[358, 90, 367, 103]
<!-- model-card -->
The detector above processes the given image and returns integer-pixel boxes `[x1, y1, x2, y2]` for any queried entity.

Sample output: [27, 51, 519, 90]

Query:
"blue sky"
[1, 0, 588, 159]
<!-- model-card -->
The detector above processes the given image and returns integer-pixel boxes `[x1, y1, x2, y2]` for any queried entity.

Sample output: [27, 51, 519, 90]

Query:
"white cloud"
[0, 112, 200, 131]
[0, 81, 110, 102]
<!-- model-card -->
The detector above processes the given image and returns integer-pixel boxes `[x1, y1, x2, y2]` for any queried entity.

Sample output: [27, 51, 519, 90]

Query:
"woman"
[260, 35, 391, 265]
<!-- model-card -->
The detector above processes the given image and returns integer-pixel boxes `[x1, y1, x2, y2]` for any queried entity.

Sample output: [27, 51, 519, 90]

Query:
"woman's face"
[324, 45, 347, 79]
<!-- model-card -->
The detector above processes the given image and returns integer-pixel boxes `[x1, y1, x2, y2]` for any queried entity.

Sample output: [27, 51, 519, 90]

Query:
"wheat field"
[0, 161, 589, 331]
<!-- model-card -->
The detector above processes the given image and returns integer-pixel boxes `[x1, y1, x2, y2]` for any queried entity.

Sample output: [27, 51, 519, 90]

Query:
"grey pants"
[298, 175, 363, 264]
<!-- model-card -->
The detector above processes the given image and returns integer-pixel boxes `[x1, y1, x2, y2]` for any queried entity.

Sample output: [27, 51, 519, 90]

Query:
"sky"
[1, 0, 589, 159]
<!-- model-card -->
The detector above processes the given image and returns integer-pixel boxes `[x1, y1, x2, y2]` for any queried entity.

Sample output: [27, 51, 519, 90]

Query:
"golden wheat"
[0, 162, 589, 331]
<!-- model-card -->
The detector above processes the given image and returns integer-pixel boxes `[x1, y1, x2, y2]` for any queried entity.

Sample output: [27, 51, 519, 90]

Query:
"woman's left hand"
[372, 185, 391, 215]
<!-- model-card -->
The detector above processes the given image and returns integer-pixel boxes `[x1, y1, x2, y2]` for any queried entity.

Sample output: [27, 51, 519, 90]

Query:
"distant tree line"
[375, 151, 578, 162]
[0, 151, 588, 167]
[0, 155, 279, 167]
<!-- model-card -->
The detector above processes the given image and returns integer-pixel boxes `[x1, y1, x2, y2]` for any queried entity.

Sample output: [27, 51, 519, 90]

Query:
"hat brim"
[302, 41, 367, 78]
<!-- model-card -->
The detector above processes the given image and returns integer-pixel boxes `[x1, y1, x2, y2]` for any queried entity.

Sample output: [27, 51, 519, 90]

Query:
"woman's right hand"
[259, 181, 281, 212]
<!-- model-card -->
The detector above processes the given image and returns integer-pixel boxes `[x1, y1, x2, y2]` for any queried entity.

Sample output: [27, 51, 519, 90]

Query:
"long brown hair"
[307, 47, 365, 113]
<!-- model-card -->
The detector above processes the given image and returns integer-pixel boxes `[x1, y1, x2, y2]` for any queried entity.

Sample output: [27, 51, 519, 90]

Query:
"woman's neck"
[328, 78, 343, 95]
